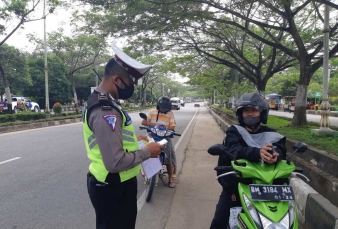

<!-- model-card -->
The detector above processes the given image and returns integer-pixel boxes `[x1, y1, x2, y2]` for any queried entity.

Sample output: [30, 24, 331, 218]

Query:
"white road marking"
[0, 157, 21, 165]
[137, 109, 199, 212]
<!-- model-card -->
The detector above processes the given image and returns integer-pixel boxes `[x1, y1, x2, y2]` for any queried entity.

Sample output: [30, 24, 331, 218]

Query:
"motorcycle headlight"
[165, 131, 172, 136]
[243, 194, 262, 228]
[156, 129, 167, 137]
[259, 212, 288, 229]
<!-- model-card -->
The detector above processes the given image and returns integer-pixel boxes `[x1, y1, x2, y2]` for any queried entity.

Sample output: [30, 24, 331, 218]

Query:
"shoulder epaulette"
[97, 92, 113, 110]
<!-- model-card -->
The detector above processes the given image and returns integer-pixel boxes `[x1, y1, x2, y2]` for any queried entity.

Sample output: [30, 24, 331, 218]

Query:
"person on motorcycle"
[210, 92, 287, 229]
[141, 96, 177, 188]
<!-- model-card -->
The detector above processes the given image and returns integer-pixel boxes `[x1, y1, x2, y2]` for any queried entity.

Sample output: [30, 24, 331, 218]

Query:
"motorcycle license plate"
[249, 184, 295, 201]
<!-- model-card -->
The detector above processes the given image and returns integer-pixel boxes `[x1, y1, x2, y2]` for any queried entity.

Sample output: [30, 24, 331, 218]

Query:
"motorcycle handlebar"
[139, 126, 148, 130]
[174, 133, 181, 136]
[214, 166, 233, 172]
[295, 167, 304, 173]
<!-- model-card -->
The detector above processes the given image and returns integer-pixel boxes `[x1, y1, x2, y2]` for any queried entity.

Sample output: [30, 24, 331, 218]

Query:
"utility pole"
[213, 85, 216, 105]
[234, 69, 238, 101]
[43, 0, 50, 113]
[312, 0, 338, 137]
[95, 58, 98, 87]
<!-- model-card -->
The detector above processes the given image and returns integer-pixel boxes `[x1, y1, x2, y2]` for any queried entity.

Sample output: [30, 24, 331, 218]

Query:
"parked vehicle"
[0, 101, 6, 114]
[180, 99, 185, 107]
[170, 97, 181, 110]
[208, 142, 309, 229]
[282, 96, 296, 112]
[266, 93, 282, 111]
[4, 96, 40, 113]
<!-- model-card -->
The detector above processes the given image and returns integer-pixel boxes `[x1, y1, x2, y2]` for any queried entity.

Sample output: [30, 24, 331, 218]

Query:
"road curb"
[207, 106, 338, 229]
[289, 177, 318, 227]
[305, 193, 338, 229]
[0, 108, 152, 134]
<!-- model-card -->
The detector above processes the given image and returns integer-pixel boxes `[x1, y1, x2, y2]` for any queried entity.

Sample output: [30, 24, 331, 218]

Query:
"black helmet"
[235, 92, 269, 126]
[157, 96, 172, 113]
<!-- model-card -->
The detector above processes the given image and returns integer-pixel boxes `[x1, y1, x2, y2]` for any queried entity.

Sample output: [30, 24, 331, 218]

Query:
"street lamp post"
[162, 83, 165, 96]
[213, 85, 216, 105]
[95, 58, 98, 87]
[312, 0, 338, 137]
[320, 1, 331, 131]
[43, 0, 50, 113]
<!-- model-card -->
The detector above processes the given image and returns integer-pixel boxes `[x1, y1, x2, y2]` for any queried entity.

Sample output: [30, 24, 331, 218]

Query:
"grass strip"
[211, 105, 338, 156]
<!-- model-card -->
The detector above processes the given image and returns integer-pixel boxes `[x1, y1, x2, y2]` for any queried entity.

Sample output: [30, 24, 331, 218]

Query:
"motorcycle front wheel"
[145, 175, 156, 202]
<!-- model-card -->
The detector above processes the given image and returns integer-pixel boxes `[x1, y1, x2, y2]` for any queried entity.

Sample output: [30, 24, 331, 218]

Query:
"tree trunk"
[72, 81, 79, 113]
[143, 89, 147, 106]
[291, 60, 313, 126]
[150, 87, 154, 104]
[291, 84, 308, 126]
[257, 75, 269, 96]
[0, 63, 13, 113]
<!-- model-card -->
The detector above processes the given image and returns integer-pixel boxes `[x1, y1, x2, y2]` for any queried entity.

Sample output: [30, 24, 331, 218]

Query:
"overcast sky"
[4, 6, 72, 51]
[2, 4, 188, 83]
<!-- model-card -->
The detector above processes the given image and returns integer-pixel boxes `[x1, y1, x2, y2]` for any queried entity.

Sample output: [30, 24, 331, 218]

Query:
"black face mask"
[115, 77, 134, 99]
[243, 116, 261, 132]
[243, 116, 261, 127]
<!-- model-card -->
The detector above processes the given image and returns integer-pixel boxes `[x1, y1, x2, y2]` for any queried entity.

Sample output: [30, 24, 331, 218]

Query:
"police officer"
[84, 44, 164, 229]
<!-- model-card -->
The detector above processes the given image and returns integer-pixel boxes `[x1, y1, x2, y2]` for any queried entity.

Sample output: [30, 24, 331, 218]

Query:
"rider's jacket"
[218, 125, 287, 189]
[83, 90, 140, 183]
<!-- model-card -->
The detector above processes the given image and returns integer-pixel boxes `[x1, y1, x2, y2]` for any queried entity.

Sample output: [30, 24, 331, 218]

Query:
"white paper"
[158, 139, 168, 145]
[141, 157, 162, 179]
[138, 140, 145, 150]
[138, 139, 162, 179]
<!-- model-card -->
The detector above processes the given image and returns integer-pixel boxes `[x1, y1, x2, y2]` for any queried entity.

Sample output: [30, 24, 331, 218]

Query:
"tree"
[78, 0, 338, 126]
[0, 0, 60, 47]
[25, 55, 72, 108]
[30, 29, 107, 107]
[0, 44, 30, 111]
[0, 0, 61, 112]
[170, 14, 295, 94]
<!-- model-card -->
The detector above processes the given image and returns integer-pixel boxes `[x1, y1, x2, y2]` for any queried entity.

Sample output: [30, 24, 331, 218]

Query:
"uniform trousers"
[210, 188, 240, 229]
[87, 172, 137, 229]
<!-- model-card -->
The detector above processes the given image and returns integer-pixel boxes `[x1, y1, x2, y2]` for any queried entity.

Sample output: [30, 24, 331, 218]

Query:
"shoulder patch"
[103, 114, 117, 131]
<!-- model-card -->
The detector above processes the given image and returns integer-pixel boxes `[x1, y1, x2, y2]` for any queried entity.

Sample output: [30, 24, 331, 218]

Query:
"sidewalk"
[164, 107, 224, 229]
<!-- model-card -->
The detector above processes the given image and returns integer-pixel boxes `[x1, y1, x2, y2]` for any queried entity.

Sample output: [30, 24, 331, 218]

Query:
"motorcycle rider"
[141, 96, 177, 188]
[210, 92, 287, 229]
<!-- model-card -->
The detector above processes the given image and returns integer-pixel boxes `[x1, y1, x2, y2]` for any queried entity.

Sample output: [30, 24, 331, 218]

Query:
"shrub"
[53, 102, 63, 114]
[0, 114, 16, 123]
[16, 112, 46, 121]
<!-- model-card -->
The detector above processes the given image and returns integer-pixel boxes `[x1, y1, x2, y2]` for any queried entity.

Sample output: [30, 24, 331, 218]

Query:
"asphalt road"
[269, 110, 338, 127]
[0, 103, 200, 229]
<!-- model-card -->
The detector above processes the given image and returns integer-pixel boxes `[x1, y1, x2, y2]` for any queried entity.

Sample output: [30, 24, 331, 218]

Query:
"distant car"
[194, 104, 200, 107]
[170, 98, 181, 110]
[4, 96, 40, 113]
[0, 101, 6, 113]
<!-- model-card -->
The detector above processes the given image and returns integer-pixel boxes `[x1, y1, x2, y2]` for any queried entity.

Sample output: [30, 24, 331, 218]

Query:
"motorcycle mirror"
[207, 144, 236, 161]
[139, 113, 147, 120]
[293, 142, 307, 153]
[207, 144, 226, 156]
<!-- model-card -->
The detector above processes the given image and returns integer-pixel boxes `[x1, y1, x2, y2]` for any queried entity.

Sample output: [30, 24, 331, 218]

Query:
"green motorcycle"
[208, 142, 308, 229]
